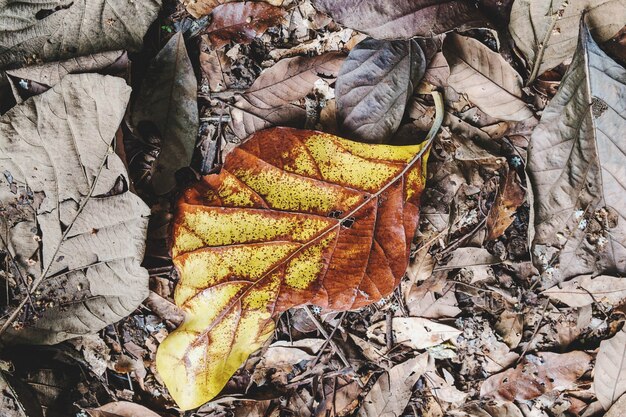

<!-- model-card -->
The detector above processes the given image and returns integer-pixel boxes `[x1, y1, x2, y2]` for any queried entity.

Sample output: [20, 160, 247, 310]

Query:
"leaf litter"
[0, 1, 625, 416]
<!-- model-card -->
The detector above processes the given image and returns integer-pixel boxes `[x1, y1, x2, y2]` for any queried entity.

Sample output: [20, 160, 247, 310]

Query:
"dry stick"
[517, 298, 551, 364]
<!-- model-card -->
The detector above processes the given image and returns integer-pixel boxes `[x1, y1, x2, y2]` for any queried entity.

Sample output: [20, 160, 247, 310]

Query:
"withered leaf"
[509, 0, 625, 81]
[443, 33, 533, 122]
[527, 21, 626, 285]
[486, 168, 525, 240]
[157, 98, 442, 410]
[87, 402, 162, 417]
[230, 52, 345, 139]
[480, 351, 592, 401]
[0, 0, 160, 70]
[594, 328, 626, 409]
[368, 317, 461, 350]
[130, 32, 199, 195]
[313, 0, 487, 40]
[204, 2, 286, 49]
[182, 0, 285, 19]
[0, 74, 150, 344]
[336, 38, 425, 143]
[543, 275, 626, 307]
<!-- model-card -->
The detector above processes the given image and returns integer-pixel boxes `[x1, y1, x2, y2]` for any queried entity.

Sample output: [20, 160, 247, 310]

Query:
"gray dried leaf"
[335, 38, 425, 143]
[313, 0, 487, 40]
[230, 52, 344, 139]
[542, 275, 626, 307]
[0, 74, 150, 344]
[0, 0, 161, 70]
[527, 21, 626, 285]
[509, 0, 625, 81]
[443, 33, 533, 122]
[594, 328, 626, 410]
[130, 32, 198, 195]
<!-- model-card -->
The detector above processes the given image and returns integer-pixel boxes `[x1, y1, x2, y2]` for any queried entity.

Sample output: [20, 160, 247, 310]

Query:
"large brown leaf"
[312, 0, 487, 39]
[0, 0, 161, 70]
[336, 38, 425, 143]
[157, 94, 443, 410]
[0, 74, 150, 344]
[594, 328, 626, 410]
[527, 21, 626, 286]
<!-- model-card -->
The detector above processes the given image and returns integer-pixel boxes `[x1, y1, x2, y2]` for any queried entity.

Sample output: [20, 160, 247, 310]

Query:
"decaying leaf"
[182, 0, 287, 19]
[606, 394, 626, 417]
[527, 21, 626, 285]
[495, 311, 523, 349]
[450, 400, 524, 417]
[0, 371, 42, 417]
[0, 74, 150, 344]
[594, 328, 626, 410]
[0, 0, 161, 70]
[130, 32, 199, 195]
[335, 38, 425, 143]
[313, 0, 487, 40]
[443, 33, 533, 122]
[509, 0, 626, 81]
[204, 2, 286, 49]
[230, 52, 344, 139]
[87, 401, 162, 417]
[486, 169, 526, 241]
[543, 275, 626, 307]
[368, 317, 461, 350]
[157, 96, 443, 410]
[480, 351, 592, 401]
[358, 353, 429, 417]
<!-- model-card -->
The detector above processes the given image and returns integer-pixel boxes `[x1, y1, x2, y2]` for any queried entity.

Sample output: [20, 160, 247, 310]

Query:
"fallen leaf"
[486, 169, 526, 240]
[0, 0, 160, 70]
[230, 52, 345, 139]
[495, 311, 523, 349]
[204, 2, 286, 49]
[261, 339, 325, 367]
[368, 317, 461, 350]
[443, 33, 533, 122]
[313, 0, 487, 39]
[404, 274, 461, 319]
[357, 353, 429, 417]
[87, 401, 162, 417]
[594, 328, 626, 409]
[0, 74, 149, 344]
[440, 247, 502, 270]
[450, 400, 524, 417]
[527, 21, 626, 285]
[0, 371, 42, 417]
[543, 275, 626, 307]
[130, 32, 199, 195]
[183, 0, 287, 19]
[157, 99, 443, 410]
[335, 38, 425, 143]
[480, 351, 592, 401]
[424, 370, 467, 407]
[606, 394, 626, 417]
[509, 0, 625, 81]
[420, 51, 450, 90]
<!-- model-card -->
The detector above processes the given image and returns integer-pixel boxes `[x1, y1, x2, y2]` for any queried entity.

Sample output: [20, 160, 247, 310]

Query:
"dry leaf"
[486, 169, 526, 240]
[230, 52, 345, 139]
[404, 275, 460, 319]
[0, 371, 42, 417]
[313, 0, 487, 40]
[368, 317, 461, 350]
[262, 339, 325, 367]
[480, 351, 592, 401]
[357, 353, 429, 417]
[509, 0, 626, 81]
[527, 21, 626, 285]
[130, 32, 199, 195]
[0, 0, 160, 70]
[443, 33, 533, 122]
[0, 74, 149, 344]
[450, 400, 524, 417]
[543, 275, 626, 307]
[157, 101, 442, 410]
[183, 0, 288, 19]
[204, 2, 286, 49]
[606, 393, 626, 417]
[420, 52, 450, 90]
[87, 401, 162, 417]
[335, 38, 425, 143]
[594, 328, 626, 409]
[495, 311, 523, 349]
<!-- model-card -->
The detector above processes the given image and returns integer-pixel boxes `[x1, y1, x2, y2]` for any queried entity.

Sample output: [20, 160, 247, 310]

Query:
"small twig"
[517, 299, 551, 364]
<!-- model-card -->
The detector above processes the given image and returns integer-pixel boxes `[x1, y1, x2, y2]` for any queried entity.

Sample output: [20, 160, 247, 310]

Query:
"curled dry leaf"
[204, 2, 286, 49]
[486, 169, 526, 241]
[527, 21, 626, 285]
[509, 0, 626, 81]
[335, 38, 425, 143]
[313, 0, 487, 40]
[594, 328, 626, 410]
[368, 317, 461, 350]
[230, 52, 345, 139]
[0, 74, 150, 344]
[157, 96, 443, 410]
[443, 33, 533, 122]
[480, 351, 592, 401]
[130, 32, 199, 195]
[183, 0, 288, 19]
[86, 401, 162, 417]
[495, 311, 523, 349]
[0, 0, 160, 70]
[357, 353, 430, 417]
[543, 275, 626, 307]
